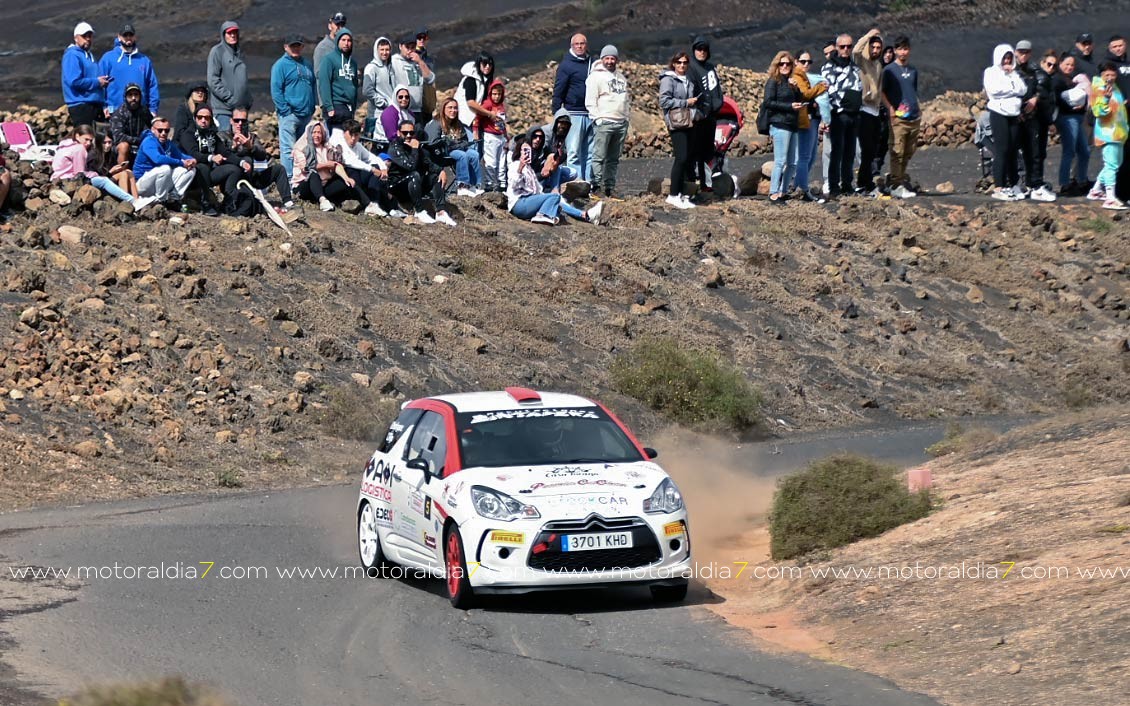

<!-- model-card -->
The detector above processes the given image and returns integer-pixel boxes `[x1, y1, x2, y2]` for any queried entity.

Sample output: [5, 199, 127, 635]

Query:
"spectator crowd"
[0, 14, 1128, 225]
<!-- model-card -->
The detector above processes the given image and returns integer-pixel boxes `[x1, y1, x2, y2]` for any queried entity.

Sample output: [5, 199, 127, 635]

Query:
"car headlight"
[470, 486, 540, 521]
[643, 478, 684, 514]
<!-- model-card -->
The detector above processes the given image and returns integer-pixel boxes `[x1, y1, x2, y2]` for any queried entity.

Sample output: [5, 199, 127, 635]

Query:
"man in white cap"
[585, 44, 630, 197]
[62, 21, 109, 128]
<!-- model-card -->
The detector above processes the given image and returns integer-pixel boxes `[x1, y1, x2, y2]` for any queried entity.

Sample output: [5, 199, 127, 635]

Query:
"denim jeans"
[450, 147, 481, 187]
[592, 120, 628, 190]
[510, 193, 585, 220]
[278, 113, 311, 180]
[541, 165, 579, 192]
[565, 113, 595, 182]
[90, 176, 133, 203]
[1055, 113, 1091, 187]
[793, 121, 820, 191]
[769, 125, 798, 195]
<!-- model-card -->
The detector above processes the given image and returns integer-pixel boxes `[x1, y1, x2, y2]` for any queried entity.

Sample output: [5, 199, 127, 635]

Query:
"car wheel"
[357, 502, 387, 575]
[650, 580, 689, 604]
[444, 525, 476, 609]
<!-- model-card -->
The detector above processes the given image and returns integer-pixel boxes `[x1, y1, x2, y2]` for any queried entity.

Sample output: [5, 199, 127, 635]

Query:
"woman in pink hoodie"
[51, 125, 155, 211]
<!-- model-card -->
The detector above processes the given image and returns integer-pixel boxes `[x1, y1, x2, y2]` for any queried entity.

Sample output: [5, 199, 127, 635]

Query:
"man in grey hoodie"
[391, 35, 435, 122]
[363, 37, 396, 141]
[208, 21, 250, 132]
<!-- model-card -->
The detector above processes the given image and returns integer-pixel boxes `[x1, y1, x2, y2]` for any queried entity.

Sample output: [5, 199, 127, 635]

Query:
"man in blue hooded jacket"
[62, 22, 109, 128]
[552, 33, 595, 182]
[100, 23, 160, 115]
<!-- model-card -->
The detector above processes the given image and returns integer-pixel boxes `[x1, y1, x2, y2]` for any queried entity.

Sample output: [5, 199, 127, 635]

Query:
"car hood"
[444, 461, 670, 516]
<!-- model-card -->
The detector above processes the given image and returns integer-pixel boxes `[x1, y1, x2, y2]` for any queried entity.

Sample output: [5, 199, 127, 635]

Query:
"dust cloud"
[650, 426, 780, 564]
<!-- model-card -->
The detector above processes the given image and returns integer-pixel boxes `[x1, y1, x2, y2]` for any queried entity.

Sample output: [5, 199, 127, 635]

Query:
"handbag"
[756, 98, 771, 135]
[668, 106, 694, 130]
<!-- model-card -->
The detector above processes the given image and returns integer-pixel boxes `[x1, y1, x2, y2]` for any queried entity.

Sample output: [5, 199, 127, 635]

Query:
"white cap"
[74, 22, 94, 37]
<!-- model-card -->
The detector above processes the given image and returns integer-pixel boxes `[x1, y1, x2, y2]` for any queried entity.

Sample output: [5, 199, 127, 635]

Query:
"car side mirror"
[405, 457, 431, 482]
[643, 447, 659, 460]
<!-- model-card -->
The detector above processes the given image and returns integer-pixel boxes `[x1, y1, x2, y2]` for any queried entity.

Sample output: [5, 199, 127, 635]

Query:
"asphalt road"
[0, 416, 1039, 706]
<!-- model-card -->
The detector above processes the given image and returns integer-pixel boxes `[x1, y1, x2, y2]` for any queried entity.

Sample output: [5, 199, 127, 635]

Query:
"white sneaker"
[531, 213, 557, 225]
[665, 194, 686, 209]
[387, 208, 408, 219]
[1010, 184, 1028, 199]
[892, 185, 917, 199]
[1030, 185, 1057, 202]
[586, 201, 604, 225]
[991, 189, 1014, 201]
[1086, 185, 1106, 200]
[283, 200, 295, 209]
[364, 203, 387, 217]
[1102, 198, 1129, 210]
[456, 187, 478, 197]
[435, 210, 457, 227]
[414, 210, 436, 224]
[319, 196, 335, 212]
[680, 194, 697, 208]
[132, 195, 158, 212]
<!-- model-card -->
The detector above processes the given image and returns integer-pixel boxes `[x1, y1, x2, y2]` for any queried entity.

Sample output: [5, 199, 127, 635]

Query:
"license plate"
[560, 532, 633, 552]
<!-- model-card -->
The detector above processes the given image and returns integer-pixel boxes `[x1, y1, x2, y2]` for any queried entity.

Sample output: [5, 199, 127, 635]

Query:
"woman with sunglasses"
[983, 44, 1028, 200]
[174, 82, 209, 139]
[381, 85, 416, 150]
[791, 50, 829, 201]
[763, 51, 805, 204]
[658, 51, 700, 209]
[386, 119, 457, 225]
[1027, 50, 1060, 201]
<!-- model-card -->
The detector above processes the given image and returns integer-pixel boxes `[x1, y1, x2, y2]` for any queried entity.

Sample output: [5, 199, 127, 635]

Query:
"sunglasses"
[798, 59, 812, 64]
[231, 118, 247, 123]
[196, 114, 213, 119]
[397, 94, 410, 100]
[154, 128, 170, 134]
[837, 44, 851, 49]
[674, 60, 688, 65]
[400, 130, 415, 135]
[779, 61, 793, 66]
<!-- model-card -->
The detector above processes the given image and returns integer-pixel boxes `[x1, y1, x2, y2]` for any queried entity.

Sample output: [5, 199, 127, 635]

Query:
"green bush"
[609, 337, 762, 433]
[769, 454, 932, 560]
[925, 422, 999, 456]
[61, 676, 230, 706]
[318, 386, 402, 442]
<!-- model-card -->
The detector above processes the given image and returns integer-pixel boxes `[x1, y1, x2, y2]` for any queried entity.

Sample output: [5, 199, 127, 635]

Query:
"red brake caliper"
[446, 533, 461, 597]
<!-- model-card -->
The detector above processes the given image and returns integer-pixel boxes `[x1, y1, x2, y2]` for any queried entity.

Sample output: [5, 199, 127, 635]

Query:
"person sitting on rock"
[291, 120, 370, 212]
[540, 110, 585, 196]
[223, 108, 294, 209]
[94, 130, 140, 200]
[423, 97, 483, 196]
[109, 83, 153, 168]
[327, 118, 395, 217]
[51, 124, 155, 211]
[133, 116, 198, 206]
[386, 119, 456, 225]
[507, 134, 602, 225]
[177, 105, 237, 215]
[174, 82, 208, 139]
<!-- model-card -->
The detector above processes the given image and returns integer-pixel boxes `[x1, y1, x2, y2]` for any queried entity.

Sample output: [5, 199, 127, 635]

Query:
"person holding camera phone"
[1090, 62, 1129, 209]
[763, 51, 806, 204]
[506, 134, 603, 225]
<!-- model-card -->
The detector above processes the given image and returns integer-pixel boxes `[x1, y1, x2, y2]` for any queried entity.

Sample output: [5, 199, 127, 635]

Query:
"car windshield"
[456, 407, 644, 468]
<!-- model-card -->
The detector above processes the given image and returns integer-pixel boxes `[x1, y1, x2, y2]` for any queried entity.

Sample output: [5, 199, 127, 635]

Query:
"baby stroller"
[706, 96, 744, 198]
[711, 96, 744, 176]
[972, 107, 993, 178]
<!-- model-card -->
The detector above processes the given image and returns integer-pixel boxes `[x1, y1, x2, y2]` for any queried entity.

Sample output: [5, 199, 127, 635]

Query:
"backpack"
[225, 183, 264, 217]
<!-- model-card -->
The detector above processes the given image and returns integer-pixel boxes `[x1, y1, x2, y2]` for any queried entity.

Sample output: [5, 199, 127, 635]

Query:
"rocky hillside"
[0, 149, 1127, 509]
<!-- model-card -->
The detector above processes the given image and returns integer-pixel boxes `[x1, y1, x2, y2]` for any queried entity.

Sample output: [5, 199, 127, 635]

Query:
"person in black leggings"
[983, 44, 1028, 200]
[659, 51, 700, 209]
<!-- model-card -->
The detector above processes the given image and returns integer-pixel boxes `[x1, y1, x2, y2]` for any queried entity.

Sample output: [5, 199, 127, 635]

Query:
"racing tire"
[444, 525, 476, 609]
[357, 502, 388, 576]
[650, 580, 689, 604]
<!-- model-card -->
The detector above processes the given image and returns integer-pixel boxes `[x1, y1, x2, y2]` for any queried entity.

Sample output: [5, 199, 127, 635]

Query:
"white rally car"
[356, 387, 692, 608]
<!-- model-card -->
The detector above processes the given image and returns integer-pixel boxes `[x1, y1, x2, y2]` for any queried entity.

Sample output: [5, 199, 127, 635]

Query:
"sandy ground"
[693, 408, 1130, 706]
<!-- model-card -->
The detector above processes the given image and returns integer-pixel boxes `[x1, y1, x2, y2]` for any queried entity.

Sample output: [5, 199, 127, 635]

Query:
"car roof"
[427, 389, 599, 413]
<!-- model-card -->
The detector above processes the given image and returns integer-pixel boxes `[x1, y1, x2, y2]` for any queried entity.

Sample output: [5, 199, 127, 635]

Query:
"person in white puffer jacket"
[983, 44, 1029, 200]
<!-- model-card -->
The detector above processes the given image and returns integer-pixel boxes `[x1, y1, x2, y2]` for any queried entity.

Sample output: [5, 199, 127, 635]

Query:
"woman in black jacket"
[764, 51, 805, 203]
[174, 82, 209, 140]
[1028, 50, 1059, 200]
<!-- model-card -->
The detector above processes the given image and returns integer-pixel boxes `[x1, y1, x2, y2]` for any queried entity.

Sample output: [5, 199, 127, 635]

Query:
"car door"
[394, 410, 448, 563]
